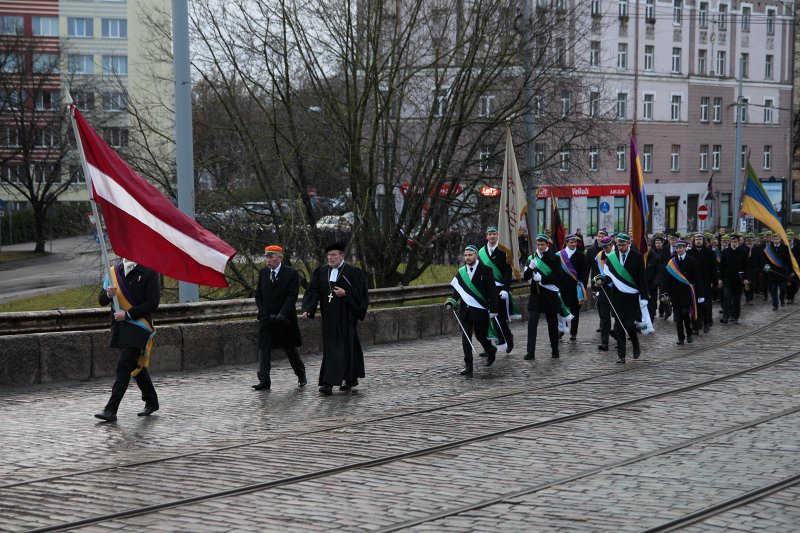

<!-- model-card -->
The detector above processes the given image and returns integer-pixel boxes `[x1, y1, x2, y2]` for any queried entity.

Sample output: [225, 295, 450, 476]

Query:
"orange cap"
[264, 245, 284, 255]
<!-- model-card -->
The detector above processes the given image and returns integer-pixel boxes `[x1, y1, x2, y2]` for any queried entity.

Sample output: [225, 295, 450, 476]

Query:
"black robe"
[302, 262, 369, 386]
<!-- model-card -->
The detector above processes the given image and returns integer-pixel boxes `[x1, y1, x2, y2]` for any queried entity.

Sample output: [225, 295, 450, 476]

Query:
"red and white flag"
[71, 106, 236, 287]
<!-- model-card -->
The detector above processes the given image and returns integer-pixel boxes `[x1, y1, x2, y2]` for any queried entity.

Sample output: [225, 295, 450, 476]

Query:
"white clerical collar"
[123, 259, 137, 277]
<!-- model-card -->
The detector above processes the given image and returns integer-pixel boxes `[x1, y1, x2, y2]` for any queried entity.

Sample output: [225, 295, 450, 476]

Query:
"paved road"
[0, 236, 107, 304]
[1, 298, 799, 532]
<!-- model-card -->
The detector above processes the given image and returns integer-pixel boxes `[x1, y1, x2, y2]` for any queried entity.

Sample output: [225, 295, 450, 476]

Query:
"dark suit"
[98, 263, 160, 414]
[255, 264, 305, 386]
[644, 247, 664, 320]
[450, 261, 499, 367]
[482, 244, 514, 350]
[719, 246, 747, 320]
[663, 253, 702, 341]
[589, 247, 613, 346]
[557, 248, 588, 338]
[743, 244, 763, 303]
[766, 244, 792, 308]
[607, 248, 648, 359]
[523, 248, 563, 356]
[687, 246, 718, 330]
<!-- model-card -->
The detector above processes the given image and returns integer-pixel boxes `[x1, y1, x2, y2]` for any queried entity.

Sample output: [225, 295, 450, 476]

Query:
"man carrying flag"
[523, 234, 565, 360]
[445, 245, 499, 376]
[558, 234, 589, 341]
[480, 226, 516, 354]
[663, 240, 703, 345]
[764, 233, 792, 310]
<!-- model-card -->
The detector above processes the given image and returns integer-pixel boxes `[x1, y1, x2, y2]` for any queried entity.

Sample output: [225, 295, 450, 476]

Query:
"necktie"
[271, 270, 276, 283]
[622, 253, 627, 264]
[469, 267, 474, 275]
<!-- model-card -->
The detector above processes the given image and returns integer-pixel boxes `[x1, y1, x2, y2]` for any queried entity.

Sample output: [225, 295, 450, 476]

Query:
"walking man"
[591, 235, 615, 351]
[95, 258, 160, 422]
[253, 245, 306, 390]
[687, 233, 717, 334]
[558, 234, 588, 341]
[301, 242, 369, 395]
[764, 234, 792, 311]
[718, 235, 748, 324]
[523, 234, 564, 360]
[663, 240, 703, 345]
[479, 226, 515, 353]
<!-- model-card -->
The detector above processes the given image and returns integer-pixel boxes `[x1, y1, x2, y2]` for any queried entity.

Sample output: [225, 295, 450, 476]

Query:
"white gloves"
[639, 299, 648, 305]
[499, 290, 509, 300]
[529, 260, 536, 269]
[489, 312, 498, 320]
[533, 272, 542, 282]
[697, 297, 705, 303]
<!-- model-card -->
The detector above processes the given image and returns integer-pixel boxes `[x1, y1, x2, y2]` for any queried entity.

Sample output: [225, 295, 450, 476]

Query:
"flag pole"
[66, 94, 119, 311]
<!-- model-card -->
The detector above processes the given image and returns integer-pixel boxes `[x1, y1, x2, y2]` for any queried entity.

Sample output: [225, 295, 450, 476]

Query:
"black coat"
[255, 264, 302, 349]
[98, 263, 160, 350]
[606, 249, 648, 320]
[744, 245, 763, 284]
[557, 248, 588, 309]
[450, 261, 499, 322]
[719, 246, 748, 287]
[687, 246, 718, 292]
[663, 254, 702, 307]
[523, 249, 564, 315]
[482, 244, 512, 291]
[766, 244, 792, 280]
[644, 247, 664, 288]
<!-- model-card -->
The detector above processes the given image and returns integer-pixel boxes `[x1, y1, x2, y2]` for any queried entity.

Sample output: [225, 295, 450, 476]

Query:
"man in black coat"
[788, 230, 799, 305]
[479, 226, 514, 353]
[302, 242, 369, 395]
[764, 234, 793, 310]
[644, 236, 665, 321]
[602, 233, 648, 363]
[253, 245, 306, 390]
[743, 233, 762, 305]
[590, 235, 616, 351]
[95, 258, 160, 422]
[558, 234, 588, 341]
[718, 235, 748, 324]
[445, 244, 499, 375]
[663, 240, 703, 345]
[523, 233, 564, 359]
[687, 233, 718, 334]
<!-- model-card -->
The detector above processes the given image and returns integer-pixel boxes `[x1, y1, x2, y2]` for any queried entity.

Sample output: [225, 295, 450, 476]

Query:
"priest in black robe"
[302, 242, 369, 395]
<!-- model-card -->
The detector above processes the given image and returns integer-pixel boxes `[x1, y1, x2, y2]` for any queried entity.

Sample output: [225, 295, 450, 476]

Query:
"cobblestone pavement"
[1, 298, 799, 532]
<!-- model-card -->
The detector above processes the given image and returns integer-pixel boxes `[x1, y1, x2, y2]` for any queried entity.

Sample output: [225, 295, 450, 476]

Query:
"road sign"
[697, 204, 709, 220]
[599, 201, 610, 213]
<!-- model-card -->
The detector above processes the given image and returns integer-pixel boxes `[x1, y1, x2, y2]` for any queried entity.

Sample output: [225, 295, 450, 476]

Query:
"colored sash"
[105, 265, 155, 377]
[450, 265, 488, 310]
[764, 244, 785, 269]
[529, 254, 559, 293]
[559, 249, 587, 304]
[665, 257, 698, 320]
[478, 246, 503, 286]
[604, 252, 638, 294]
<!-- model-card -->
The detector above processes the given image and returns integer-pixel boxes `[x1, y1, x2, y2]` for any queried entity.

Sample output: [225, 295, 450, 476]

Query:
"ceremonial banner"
[629, 132, 649, 255]
[550, 190, 565, 251]
[497, 125, 527, 280]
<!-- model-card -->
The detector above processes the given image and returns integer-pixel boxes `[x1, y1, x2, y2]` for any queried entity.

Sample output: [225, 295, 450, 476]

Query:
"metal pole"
[522, 0, 537, 238]
[172, 0, 199, 302]
[732, 54, 745, 232]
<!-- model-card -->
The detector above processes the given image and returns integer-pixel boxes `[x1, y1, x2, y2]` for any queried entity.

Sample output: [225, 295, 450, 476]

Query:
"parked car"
[316, 212, 354, 231]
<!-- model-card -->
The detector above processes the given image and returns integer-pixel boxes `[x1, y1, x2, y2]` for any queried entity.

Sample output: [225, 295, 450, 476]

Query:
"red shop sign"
[536, 184, 630, 198]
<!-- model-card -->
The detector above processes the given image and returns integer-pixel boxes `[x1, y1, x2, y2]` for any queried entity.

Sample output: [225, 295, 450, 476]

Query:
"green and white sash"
[604, 252, 639, 295]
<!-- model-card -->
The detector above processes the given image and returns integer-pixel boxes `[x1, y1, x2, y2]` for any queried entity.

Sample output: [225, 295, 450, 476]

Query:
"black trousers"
[613, 317, 639, 358]
[258, 343, 305, 385]
[495, 293, 514, 349]
[567, 303, 580, 337]
[722, 285, 742, 319]
[769, 281, 786, 308]
[596, 294, 612, 345]
[693, 297, 712, 330]
[105, 346, 158, 414]
[674, 305, 693, 341]
[462, 318, 496, 367]
[527, 310, 559, 355]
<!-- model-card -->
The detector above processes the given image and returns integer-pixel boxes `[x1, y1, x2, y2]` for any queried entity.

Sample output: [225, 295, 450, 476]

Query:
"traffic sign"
[697, 204, 709, 220]
[599, 201, 610, 213]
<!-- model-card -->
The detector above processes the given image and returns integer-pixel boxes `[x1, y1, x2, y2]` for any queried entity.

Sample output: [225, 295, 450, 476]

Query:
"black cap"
[325, 242, 347, 253]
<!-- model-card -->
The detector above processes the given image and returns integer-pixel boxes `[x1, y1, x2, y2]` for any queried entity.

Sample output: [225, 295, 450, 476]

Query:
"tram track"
[18, 334, 800, 532]
[5, 307, 798, 496]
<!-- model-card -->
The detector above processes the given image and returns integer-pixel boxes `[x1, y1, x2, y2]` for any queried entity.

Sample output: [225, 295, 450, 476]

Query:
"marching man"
[523, 234, 564, 360]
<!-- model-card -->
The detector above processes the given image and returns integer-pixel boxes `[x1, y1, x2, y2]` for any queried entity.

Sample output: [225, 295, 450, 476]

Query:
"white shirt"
[123, 259, 137, 277]
[329, 261, 344, 282]
[467, 260, 480, 280]
[565, 247, 575, 258]
[678, 254, 686, 261]
[270, 264, 282, 280]
[487, 244, 497, 255]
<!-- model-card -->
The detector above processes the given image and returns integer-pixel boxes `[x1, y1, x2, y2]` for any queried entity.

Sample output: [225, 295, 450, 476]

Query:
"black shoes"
[687, 336, 694, 344]
[506, 340, 514, 353]
[773, 306, 779, 311]
[485, 351, 497, 367]
[703, 325, 710, 333]
[524, 353, 535, 360]
[569, 335, 577, 341]
[319, 384, 333, 395]
[720, 318, 728, 324]
[478, 352, 488, 357]
[252, 382, 271, 390]
[94, 409, 117, 422]
[460, 366, 473, 376]
[615, 357, 626, 364]
[633, 347, 641, 359]
[298, 376, 308, 387]
[598, 344, 609, 351]
[676, 339, 685, 345]
[551, 351, 560, 359]
[339, 379, 359, 391]
[138, 405, 159, 417]
[731, 319, 739, 325]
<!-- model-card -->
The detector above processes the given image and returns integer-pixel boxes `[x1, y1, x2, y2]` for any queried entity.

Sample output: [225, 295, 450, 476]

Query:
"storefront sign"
[536, 184, 630, 198]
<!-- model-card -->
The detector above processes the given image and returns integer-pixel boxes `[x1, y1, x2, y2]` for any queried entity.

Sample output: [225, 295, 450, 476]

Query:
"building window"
[560, 90, 571, 117]
[479, 146, 491, 172]
[699, 144, 709, 171]
[101, 18, 127, 38]
[698, 2, 708, 28]
[0, 52, 21, 73]
[616, 92, 627, 119]
[73, 91, 95, 110]
[590, 41, 600, 67]
[643, 144, 653, 172]
[1, 126, 20, 147]
[617, 43, 627, 69]
[35, 128, 57, 147]
[589, 145, 599, 171]
[700, 97, 709, 122]
[69, 165, 86, 184]
[536, 198, 546, 234]
[713, 97, 722, 122]
[741, 53, 749, 79]
[741, 6, 750, 32]
[764, 98, 774, 124]
[559, 146, 570, 171]
[104, 127, 129, 148]
[670, 94, 681, 121]
[68, 54, 94, 75]
[766, 9, 775, 36]
[558, 198, 570, 230]
[591, 0, 601, 16]
[0, 15, 24, 35]
[68, 17, 94, 38]
[102, 55, 128, 76]
[0, 89, 25, 110]
[101, 91, 127, 111]
[555, 38, 566, 66]
[738, 98, 747, 123]
[33, 164, 59, 183]
[534, 95, 544, 117]
[763, 145, 772, 170]
[740, 144, 747, 169]
[1, 164, 22, 183]
[670, 145, 680, 172]
[589, 91, 599, 118]
[614, 196, 627, 232]
[765, 55, 773, 80]
[712, 145, 721, 170]
[35, 90, 60, 111]
[534, 143, 545, 170]
[716, 51, 726, 76]
[616, 144, 626, 171]
[643, 93, 654, 120]
[720, 193, 731, 228]
[644, 45, 654, 72]
[671, 47, 682, 74]
[618, 0, 628, 18]
[718, 4, 727, 32]
[433, 89, 448, 117]
[32, 53, 59, 74]
[698, 49, 707, 75]
[645, 0, 655, 21]
[478, 94, 495, 117]
[586, 197, 600, 237]
[32, 16, 59, 36]
[673, 0, 683, 25]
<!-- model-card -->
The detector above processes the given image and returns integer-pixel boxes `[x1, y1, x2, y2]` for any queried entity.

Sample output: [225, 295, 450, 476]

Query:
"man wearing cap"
[687, 233, 717, 334]
[663, 239, 703, 345]
[764, 234, 792, 311]
[644, 235, 665, 321]
[445, 245, 499, 375]
[718, 235, 748, 324]
[743, 233, 762, 305]
[590, 235, 616, 350]
[253, 245, 306, 391]
[601, 233, 648, 362]
[523, 234, 564, 359]
[584, 228, 607, 264]
[787, 230, 799, 305]
[301, 242, 369, 395]
[558, 234, 589, 341]
[478, 227, 515, 353]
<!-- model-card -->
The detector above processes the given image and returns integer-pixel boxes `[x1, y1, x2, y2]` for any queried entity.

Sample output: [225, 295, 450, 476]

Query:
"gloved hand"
[275, 313, 288, 324]
[529, 259, 536, 269]
[499, 290, 509, 300]
[445, 297, 457, 309]
[639, 299, 648, 306]
[697, 298, 705, 303]
[533, 272, 542, 282]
